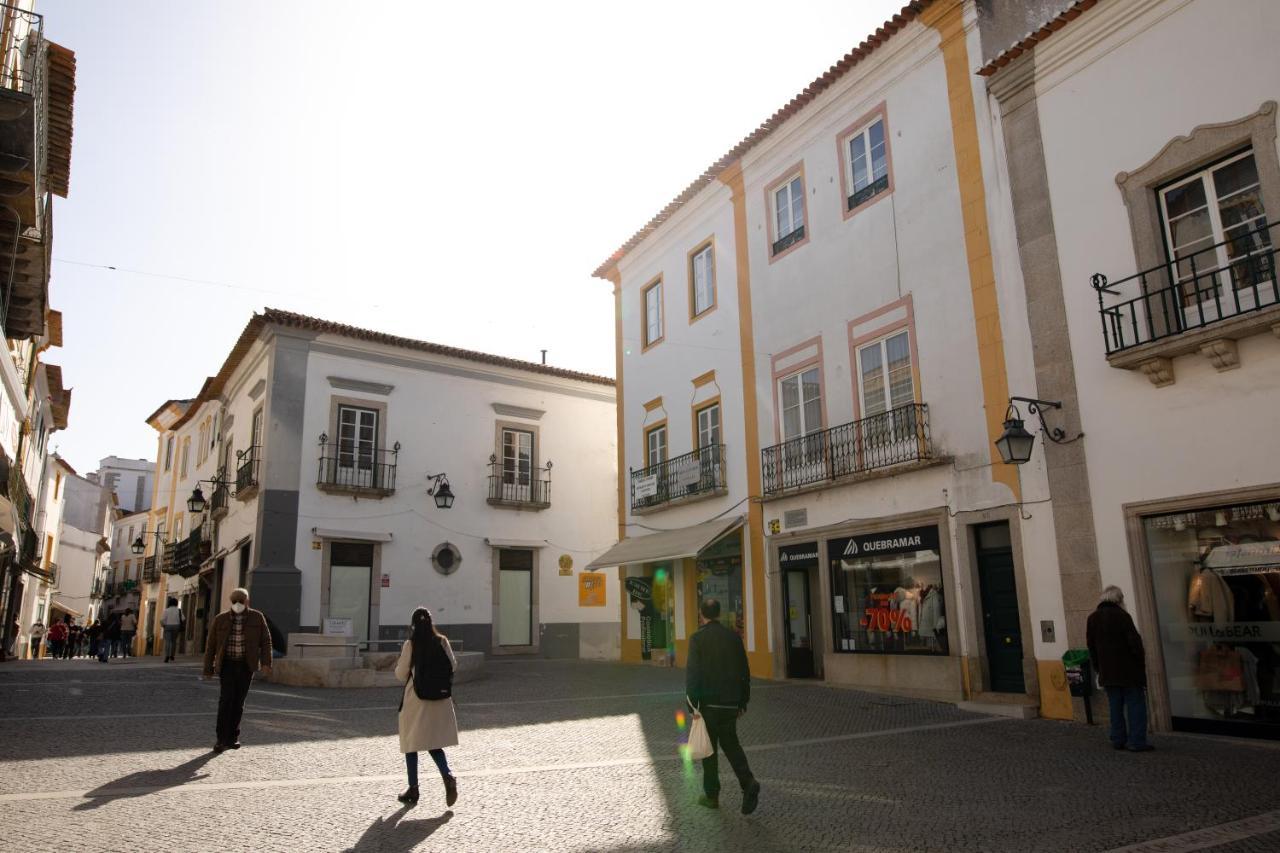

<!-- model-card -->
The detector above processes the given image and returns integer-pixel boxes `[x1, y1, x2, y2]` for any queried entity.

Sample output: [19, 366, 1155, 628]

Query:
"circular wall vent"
[432, 541, 462, 575]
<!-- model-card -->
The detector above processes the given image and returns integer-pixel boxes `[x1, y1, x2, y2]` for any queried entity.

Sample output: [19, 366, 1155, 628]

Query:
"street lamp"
[131, 530, 165, 555]
[426, 473, 455, 510]
[994, 396, 1082, 465]
[187, 485, 207, 515]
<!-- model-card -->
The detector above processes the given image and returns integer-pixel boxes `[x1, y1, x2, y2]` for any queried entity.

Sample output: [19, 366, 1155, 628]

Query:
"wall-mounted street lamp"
[131, 530, 165, 556]
[426, 472, 455, 510]
[995, 396, 1083, 465]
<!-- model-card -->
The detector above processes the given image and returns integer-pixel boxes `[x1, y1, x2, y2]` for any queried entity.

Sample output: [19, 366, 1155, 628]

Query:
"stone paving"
[1, 657, 1278, 852]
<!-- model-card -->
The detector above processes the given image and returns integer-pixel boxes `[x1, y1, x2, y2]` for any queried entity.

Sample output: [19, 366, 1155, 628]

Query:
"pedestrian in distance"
[202, 588, 273, 752]
[161, 597, 184, 662]
[45, 619, 66, 659]
[28, 620, 44, 659]
[63, 623, 77, 659]
[686, 597, 761, 815]
[1087, 585, 1153, 753]
[107, 614, 121, 658]
[119, 608, 137, 658]
[88, 620, 106, 662]
[395, 607, 459, 808]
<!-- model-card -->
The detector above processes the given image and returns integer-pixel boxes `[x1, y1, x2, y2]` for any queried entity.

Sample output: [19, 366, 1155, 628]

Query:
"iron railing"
[762, 403, 933, 496]
[772, 225, 805, 256]
[90, 577, 104, 598]
[160, 540, 177, 574]
[1092, 221, 1278, 354]
[0, 5, 42, 97]
[316, 437, 398, 493]
[487, 455, 551, 506]
[235, 446, 260, 494]
[142, 555, 159, 583]
[210, 467, 229, 515]
[848, 174, 889, 210]
[166, 529, 207, 579]
[630, 444, 726, 512]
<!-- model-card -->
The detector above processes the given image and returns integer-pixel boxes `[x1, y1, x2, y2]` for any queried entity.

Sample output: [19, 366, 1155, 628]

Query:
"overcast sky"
[41, 0, 906, 474]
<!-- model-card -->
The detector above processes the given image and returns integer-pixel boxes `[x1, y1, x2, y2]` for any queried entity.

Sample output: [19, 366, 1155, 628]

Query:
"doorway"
[497, 548, 533, 647]
[783, 569, 815, 678]
[975, 522, 1025, 693]
[329, 542, 374, 648]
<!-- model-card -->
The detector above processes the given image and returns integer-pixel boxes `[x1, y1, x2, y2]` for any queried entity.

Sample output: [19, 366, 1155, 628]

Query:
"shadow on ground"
[71, 752, 216, 811]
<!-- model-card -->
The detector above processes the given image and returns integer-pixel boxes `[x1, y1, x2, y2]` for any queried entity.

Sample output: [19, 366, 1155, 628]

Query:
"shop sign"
[578, 572, 606, 607]
[778, 543, 818, 570]
[860, 591, 913, 634]
[558, 554, 574, 577]
[625, 577, 652, 601]
[381, 573, 390, 588]
[1166, 621, 1280, 643]
[836, 526, 939, 560]
[633, 474, 658, 500]
[1202, 541, 1280, 576]
[323, 617, 353, 637]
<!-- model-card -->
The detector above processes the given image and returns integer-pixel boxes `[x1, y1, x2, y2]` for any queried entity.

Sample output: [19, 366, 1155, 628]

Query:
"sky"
[40, 0, 906, 474]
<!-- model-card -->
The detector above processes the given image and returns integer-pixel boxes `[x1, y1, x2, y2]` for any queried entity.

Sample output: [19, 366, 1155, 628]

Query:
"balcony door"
[501, 428, 534, 502]
[779, 367, 824, 482]
[337, 405, 378, 489]
[856, 331, 916, 466]
[1159, 149, 1274, 325]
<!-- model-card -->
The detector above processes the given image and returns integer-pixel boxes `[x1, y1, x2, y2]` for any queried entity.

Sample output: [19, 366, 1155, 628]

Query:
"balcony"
[235, 446, 260, 499]
[90, 577, 104, 598]
[762, 403, 935, 498]
[160, 540, 177, 575]
[772, 225, 805, 256]
[142, 555, 159, 583]
[1092, 221, 1278, 385]
[316, 438, 398, 498]
[209, 467, 229, 517]
[166, 529, 209, 579]
[487, 456, 551, 510]
[630, 444, 727, 514]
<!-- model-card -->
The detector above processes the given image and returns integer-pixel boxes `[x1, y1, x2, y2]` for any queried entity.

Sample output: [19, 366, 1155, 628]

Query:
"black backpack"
[408, 636, 452, 702]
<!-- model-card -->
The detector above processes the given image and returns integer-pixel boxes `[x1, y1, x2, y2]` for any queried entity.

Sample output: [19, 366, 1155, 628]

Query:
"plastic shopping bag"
[686, 703, 714, 761]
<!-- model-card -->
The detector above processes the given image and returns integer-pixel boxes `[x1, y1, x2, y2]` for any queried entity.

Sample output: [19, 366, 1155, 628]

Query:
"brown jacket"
[203, 608, 273, 676]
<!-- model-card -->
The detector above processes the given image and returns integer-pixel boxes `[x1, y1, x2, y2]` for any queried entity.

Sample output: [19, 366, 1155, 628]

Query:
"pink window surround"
[763, 161, 810, 264]
[769, 335, 827, 445]
[846, 293, 922, 423]
[836, 101, 895, 222]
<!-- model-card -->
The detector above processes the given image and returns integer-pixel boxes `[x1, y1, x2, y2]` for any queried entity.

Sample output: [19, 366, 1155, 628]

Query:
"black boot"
[444, 774, 457, 807]
[397, 786, 419, 805]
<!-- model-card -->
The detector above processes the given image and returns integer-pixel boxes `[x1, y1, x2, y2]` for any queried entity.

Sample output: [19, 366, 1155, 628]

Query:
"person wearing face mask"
[202, 588, 273, 752]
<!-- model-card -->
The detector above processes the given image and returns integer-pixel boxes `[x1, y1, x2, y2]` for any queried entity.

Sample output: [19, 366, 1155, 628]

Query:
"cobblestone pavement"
[1, 657, 1279, 852]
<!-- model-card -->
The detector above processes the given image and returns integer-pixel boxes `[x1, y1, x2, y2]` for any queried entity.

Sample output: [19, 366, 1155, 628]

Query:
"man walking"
[203, 588, 273, 752]
[119, 609, 137, 657]
[686, 598, 760, 814]
[1087, 585, 1153, 752]
[161, 597, 184, 662]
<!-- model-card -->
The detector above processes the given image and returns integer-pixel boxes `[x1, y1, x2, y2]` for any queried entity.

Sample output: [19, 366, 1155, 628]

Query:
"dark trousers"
[405, 749, 451, 787]
[216, 659, 253, 746]
[1106, 686, 1150, 749]
[700, 707, 754, 798]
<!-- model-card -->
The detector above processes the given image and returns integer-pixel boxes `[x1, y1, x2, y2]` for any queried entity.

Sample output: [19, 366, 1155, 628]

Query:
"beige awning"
[584, 516, 744, 570]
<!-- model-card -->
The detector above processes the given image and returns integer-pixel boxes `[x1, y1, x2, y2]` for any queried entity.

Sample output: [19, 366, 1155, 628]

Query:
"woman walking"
[395, 607, 459, 807]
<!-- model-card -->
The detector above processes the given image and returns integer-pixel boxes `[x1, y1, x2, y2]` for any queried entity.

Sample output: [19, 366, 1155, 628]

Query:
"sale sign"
[860, 592, 912, 633]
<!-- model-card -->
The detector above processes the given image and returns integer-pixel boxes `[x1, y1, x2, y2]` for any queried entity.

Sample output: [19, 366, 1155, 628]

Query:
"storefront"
[1142, 499, 1280, 739]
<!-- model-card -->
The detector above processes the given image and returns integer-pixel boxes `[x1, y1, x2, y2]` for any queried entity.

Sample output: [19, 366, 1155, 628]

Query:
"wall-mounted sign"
[836, 526, 940, 560]
[778, 543, 819, 570]
[579, 572, 606, 607]
[558, 554, 574, 576]
[312, 540, 322, 550]
[768, 518, 781, 535]
[624, 577, 652, 601]
[323, 617, 353, 637]
[633, 474, 658, 500]
[381, 573, 390, 588]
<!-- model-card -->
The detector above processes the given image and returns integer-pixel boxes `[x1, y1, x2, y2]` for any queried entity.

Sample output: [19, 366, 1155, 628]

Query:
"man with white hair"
[1086, 585, 1152, 752]
[203, 588, 273, 752]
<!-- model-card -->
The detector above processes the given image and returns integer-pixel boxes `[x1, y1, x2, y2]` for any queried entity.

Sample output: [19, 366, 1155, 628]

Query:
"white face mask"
[231, 602, 246, 614]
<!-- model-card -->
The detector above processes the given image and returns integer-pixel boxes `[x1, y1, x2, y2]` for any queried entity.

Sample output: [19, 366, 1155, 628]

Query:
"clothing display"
[1188, 569, 1234, 623]
[918, 587, 945, 641]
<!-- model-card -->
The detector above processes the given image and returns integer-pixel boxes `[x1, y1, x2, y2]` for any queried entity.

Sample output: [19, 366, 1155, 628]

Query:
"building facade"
[89, 456, 154, 514]
[105, 506, 148, 618]
[50, 468, 111, 625]
[140, 310, 620, 659]
[981, 0, 1280, 737]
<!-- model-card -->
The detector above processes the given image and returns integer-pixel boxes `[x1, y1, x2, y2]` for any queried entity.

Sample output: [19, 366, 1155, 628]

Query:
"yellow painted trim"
[718, 160, 772, 678]
[1037, 659, 1074, 720]
[642, 395, 664, 413]
[610, 271, 627, 544]
[922, 0, 1020, 500]
[691, 369, 716, 389]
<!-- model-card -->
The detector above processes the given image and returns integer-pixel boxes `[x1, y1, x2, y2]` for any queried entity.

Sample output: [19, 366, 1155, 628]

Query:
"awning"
[585, 515, 744, 570]
[50, 601, 82, 618]
[1203, 541, 1280, 576]
[485, 538, 548, 549]
[311, 528, 393, 543]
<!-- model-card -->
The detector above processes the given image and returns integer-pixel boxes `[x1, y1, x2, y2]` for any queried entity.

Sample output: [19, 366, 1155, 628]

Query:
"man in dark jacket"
[686, 598, 760, 814]
[1086, 585, 1152, 752]
[202, 588, 273, 752]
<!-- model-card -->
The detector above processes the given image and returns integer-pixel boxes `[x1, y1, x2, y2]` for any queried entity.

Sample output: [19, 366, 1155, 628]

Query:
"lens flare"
[675, 709, 687, 730]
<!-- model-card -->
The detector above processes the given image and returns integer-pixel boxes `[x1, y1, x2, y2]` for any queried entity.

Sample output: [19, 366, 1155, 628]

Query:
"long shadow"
[71, 752, 216, 811]
[342, 806, 452, 852]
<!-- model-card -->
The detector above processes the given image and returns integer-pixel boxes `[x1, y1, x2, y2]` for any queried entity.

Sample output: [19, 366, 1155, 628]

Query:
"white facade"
[90, 456, 154, 513]
[143, 311, 619, 659]
[107, 507, 149, 616]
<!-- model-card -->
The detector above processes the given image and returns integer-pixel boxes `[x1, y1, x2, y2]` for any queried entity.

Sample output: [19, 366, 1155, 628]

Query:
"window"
[127, 525, 134, 549]
[779, 367, 822, 441]
[696, 402, 721, 449]
[1159, 149, 1273, 316]
[844, 115, 890, 210]
[772, 175, 806, 255]
[53, 472, 61, 499]
[250, 408, 264, 451]
[642, 278, 664, 348]
[501, 427, 534, 494]
[180, 438, 190, 479]
[645, 424, 667, 469]
[857, 330, 918, 456]
[337, 405, 378, 487]
[689, 242, 715, 318]
[197, 421, 209, 466]
[164, 436, 174, 471]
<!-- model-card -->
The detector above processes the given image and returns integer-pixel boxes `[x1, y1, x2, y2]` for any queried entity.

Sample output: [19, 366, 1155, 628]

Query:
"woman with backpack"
[394, 607, 458, 807]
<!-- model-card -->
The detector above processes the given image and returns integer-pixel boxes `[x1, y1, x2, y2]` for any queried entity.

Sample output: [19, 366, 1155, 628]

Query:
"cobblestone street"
[1, 658, 1278, 852]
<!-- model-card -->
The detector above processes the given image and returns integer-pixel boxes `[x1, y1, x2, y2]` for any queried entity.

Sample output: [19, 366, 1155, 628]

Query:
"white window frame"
[773, 175, 805, 243]
[643, 278, 664, 347]
[164, 436, 174, 471]
[336, 404, 379, 486]
[844, 116, 889, 204]
[778, 367, 822, 441]
[690, 244, 715, 317]
[645, 424, 667, 469]
[856, 330, 918, 453]
[501, 427, 535, 501]
[696, 402, 721, 449]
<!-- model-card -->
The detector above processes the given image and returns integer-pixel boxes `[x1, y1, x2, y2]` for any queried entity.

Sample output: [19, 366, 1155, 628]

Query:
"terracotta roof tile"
[592, 1, 933, 279]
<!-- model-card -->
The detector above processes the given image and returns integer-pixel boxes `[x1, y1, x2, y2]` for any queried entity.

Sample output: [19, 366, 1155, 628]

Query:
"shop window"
[697, 531, 744, 638]
[828, 526, 947, 655]
[1144, 501, 1280, 736]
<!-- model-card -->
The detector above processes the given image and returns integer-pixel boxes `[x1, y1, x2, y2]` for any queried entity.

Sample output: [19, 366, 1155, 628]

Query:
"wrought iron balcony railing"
[142, 555, 159, 583]
[210, 467, 229, 516]
[316, 438, 398, 495]
[848, 174, 889, 210]
[235, 446, 260, 495]
[762, 403, 933, 496]
[772, 225, 805, 256]
[0, 4, 42, 97]
[1092, 221, 1278, 354]
[630, 444, 727, 512]
[90, 577, 104, 598]
[487, 456, 551, 509]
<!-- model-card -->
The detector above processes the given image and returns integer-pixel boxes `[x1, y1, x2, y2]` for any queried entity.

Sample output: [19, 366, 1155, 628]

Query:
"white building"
[106, 506, 148, 617]
[141, 309, 619, 659]
[51, 469, 112, 625]
[89, 456, 154, 513]
[980, 0, 1280, 737]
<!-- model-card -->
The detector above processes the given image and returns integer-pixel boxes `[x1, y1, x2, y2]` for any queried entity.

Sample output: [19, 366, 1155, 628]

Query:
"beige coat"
[396, 636, 459, 754]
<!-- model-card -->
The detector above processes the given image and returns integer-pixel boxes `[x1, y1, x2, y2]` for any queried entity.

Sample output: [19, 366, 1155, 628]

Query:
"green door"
[976, 523, 1025, 693]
